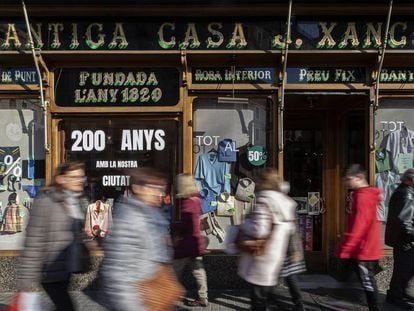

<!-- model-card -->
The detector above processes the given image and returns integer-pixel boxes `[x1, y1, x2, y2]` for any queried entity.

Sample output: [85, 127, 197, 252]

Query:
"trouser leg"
[192, 256, 208, 299]
[355, 260, 379, 310]
[388, 248, 414, 300]
[42, 280, 75, 311]
[173, 257, 191, 280]
[285, 275, 303, 305]
[250, 283, 268, 311]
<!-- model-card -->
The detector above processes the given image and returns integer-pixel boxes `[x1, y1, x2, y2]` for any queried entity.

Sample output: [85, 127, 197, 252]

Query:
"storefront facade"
[1, 1, 414, 286]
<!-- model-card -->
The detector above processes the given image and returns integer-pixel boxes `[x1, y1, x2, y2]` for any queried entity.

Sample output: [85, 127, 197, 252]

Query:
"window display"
[61, 116, 179, 243]
[375, 100, 414, 221]
[0, 99, 45, 250]
[193, 97, 272, 250]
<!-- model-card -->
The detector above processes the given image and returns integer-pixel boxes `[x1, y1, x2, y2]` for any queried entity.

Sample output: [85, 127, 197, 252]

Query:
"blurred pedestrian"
[171, 173, 209, 307]
[337, 164, 383, 311]
[278, 181, 307, 311]
[385, 168, 414, 310]
[101, 167, 179, 311]
[18, 162, 88, 311]
[237, 168, 297, 311]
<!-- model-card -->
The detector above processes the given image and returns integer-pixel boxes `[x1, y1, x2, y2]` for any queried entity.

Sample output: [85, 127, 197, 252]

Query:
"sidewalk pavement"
[0, 274, 408, 311]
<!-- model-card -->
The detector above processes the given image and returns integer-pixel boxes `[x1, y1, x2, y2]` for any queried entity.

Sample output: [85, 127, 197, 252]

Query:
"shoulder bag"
[235, 201, 275, 256]
[137, 264, 185, 311]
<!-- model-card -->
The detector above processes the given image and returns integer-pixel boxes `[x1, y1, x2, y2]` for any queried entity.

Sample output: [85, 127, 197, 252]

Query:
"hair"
[255, 168, 283, 192]
[344, 164, 367, 179]
[175, 173, 198, 199]
[50, 161, 85, 188]
[401, 168, 414, 182]
[127, 167, 167, 190]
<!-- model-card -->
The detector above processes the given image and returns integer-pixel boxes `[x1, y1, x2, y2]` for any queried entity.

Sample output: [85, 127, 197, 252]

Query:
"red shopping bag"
[5, 293, 20, 311]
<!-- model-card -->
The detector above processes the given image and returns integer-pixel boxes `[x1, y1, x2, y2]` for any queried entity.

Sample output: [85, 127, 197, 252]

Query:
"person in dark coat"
[172, 173, 209, 307]
[385, 168, 414, 310]
[337, 164, 383, 311]
[18, 162, 87, 311]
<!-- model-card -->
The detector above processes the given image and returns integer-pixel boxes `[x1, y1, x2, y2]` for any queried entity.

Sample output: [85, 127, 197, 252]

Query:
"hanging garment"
[383, 127, 414, 173]
[84, 200, 112, 238]
[1, 203, 24, 233]
[194, 151, 231, 195]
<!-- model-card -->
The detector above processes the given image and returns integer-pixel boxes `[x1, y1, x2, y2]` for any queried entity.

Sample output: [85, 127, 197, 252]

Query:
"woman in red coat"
[171, 173, 209, 307]
[337, 164, 383, 311]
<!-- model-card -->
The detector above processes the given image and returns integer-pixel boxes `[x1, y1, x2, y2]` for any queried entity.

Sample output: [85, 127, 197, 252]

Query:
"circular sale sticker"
[247, 145, 268, 166]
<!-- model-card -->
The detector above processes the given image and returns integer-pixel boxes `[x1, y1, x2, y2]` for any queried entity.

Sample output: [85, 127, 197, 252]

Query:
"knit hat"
[175, 174, 198, 199]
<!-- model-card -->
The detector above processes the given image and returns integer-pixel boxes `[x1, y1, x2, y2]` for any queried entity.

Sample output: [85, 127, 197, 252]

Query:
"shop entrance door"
[283, 94, 368, 272]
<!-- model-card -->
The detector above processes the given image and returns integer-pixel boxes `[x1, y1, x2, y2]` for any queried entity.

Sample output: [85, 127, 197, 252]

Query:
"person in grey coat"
[18, 162, 87, 311]
[101, 167, 173, 311]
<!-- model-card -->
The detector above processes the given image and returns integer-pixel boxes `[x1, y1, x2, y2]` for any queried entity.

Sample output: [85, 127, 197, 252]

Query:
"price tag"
[247, 145, 268, 166]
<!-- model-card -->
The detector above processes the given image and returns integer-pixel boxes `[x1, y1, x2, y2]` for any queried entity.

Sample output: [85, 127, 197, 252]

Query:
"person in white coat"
[238, 168, 298, 311]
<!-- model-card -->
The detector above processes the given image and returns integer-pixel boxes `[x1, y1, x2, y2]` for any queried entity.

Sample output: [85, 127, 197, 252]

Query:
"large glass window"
[375, 100, 414, 222]
[193, 97, 273, 250]
[60, 116, 179, 238]
[0, 99, 45, 250]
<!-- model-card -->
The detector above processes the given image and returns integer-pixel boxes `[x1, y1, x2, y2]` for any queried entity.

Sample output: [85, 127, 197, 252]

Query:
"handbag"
[137, 264, 185, 311]
[235, 201, 275, 256]
[235, 231, 270, 257]
[216, 192, 235, 216]
[235, 178, 255, 202]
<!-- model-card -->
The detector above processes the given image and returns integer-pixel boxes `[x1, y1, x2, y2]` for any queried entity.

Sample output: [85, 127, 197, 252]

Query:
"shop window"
[375, 99, 414, 222]
[61, 117, 179, 238]
[193, 97, 272, 250]
[0, 99, 45, 250]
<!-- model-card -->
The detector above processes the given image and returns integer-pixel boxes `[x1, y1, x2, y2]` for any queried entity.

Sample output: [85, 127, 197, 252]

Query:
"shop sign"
[54, 68, 179, 107]
[0, 68, 38, 84]
[287, 67, 366, 83]
[192, 67, 276, 84]
[247, 145, 267, 166]
[380, 68, 414, 83]
[3, 19, 414, 51]
[70, 128, 166, 187]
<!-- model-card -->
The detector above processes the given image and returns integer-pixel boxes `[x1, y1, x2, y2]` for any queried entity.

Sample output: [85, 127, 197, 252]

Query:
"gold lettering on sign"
[317, 22, 337, 48]
[158, 22, 176, 49]
[180, 23, 200, 48]
[86, 23, 105, 49]
[109, 23, 128, 49]
[2, 24, 21, 49]
[363, 23, 382, 48]
[206, 23, 224, 48]
[389, 22, 407, 48]
[48, 23, 64, 49]
[70, 23, 80, 49]
[25, 23, 44, 49]
[338, 22, 360, 48]
[227, 23, 247, 48]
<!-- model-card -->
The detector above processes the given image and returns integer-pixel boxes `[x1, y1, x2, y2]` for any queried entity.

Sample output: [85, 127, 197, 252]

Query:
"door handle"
[319, 197, 326, 214]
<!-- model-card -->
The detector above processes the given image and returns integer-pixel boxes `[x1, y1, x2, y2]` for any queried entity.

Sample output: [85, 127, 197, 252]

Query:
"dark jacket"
[18, 188, 79, 291]
[385, 183, 414, 250]
[171, 197, 206, 259]
[101, 196, 172, 311]
[338, 187, 383, 260]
